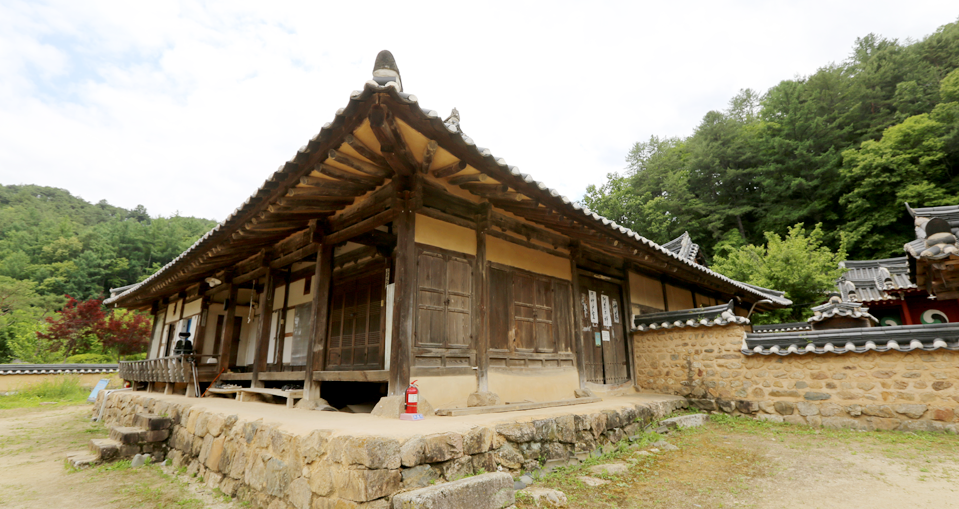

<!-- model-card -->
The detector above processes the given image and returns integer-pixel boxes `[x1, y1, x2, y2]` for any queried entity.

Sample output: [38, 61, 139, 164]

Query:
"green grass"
[0, 375, 92, 409]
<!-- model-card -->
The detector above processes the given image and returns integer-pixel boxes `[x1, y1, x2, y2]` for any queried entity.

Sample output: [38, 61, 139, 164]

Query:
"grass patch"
[0, 375, 92, 409]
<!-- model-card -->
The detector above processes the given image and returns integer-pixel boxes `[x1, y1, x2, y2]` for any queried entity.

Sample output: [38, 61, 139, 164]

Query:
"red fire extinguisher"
[405, 380, 419, 414]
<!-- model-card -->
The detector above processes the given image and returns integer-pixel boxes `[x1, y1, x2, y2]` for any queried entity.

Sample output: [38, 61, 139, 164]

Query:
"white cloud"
[0, 0, 956, 221]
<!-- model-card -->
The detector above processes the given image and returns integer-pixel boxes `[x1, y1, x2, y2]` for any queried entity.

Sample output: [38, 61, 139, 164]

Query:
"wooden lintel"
[271, 242, 320, 269]
[350, 229, 397, 248]
[432, 160, 468, 178]
[329, 181, 396, 232]
[233, 266, 268, 286]
[460, 182, 509, 194]
[327, 208, 399, 245]
[328, 149, 393, 178]
[316, 163, 384, 186]
[312, 370, 390, 382]
[343, 133, 390, 168]
[448, 173, 489, 186]
[297, 176, 374, 194]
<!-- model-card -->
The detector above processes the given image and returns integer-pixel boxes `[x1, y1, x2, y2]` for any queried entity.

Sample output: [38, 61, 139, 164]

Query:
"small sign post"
[87, 379, 110, 403]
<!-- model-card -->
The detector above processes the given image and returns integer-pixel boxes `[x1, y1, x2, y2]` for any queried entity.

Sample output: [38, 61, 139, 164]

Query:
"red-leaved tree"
[100, 311, 152, 359]
[38, 295, 105, 357]
[38, 295, 152, 361]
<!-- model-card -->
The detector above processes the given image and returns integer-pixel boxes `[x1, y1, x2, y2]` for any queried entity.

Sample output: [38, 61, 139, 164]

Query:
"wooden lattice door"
[326, 272, 385, 370]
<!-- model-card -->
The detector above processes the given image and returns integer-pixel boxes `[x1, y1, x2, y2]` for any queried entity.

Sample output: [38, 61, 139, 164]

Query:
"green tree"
[711, 224, 847, 323]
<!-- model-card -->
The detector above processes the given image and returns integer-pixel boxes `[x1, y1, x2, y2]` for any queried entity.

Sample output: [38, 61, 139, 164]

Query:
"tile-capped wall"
[633, 324, 959, 432]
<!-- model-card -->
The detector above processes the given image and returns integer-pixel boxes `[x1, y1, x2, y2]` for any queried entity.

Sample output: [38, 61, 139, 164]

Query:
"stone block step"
[66, 452, 98, 468]
[90, 438, 140, 460]
[89, 438, 120, 461]
[110, 424, 170, 444]
[391, 472, 514, 509]
[134, 413, 172, 431]
[110, 426, 145, 445]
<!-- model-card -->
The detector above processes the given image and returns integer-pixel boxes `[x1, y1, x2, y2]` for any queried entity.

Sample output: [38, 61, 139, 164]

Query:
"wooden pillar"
[147, 301, 161, 359]
[305, 242, 334, 401]
[900, 296, 914, 325]
[218, 279, 239, 373]
[273, 267, 293, 371]
[620, 275, 638, 389]
[251, 267, 276, 388]
[388, 190, 417, 396]
[192, 297, 210, 358]
[569, 243, 587, 389]
[474, 203, 490, 392]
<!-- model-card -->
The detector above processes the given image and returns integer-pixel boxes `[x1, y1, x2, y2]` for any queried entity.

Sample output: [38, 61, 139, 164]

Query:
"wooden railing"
[119, 355, 220, 383]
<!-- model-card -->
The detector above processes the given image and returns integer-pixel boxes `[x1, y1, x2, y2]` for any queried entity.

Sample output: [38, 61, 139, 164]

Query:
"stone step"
[134, 413, 172, 431]
[391, 472, 514, 509]
[110, 426, 145, 445]
[90, 438, 139, 460]
[89, 438, 120, 461]
[110, 425, 170, 444]
[66, 451, 98, 468]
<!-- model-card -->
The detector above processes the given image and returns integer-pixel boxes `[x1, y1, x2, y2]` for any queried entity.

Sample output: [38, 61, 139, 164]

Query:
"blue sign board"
[87, 379, 110, 402]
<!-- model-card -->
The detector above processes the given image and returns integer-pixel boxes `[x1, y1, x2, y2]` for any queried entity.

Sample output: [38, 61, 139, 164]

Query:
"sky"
[1, 1, 957, 222]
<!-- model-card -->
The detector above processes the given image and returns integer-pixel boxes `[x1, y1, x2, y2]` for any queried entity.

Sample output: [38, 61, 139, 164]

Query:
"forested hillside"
[0, 184, 217, 362]
[584, 19, 959, 263]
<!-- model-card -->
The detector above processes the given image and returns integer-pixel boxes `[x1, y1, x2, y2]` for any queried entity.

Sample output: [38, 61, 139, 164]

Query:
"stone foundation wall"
[93, 392, 686, 509]
[633, 324, 959, 433]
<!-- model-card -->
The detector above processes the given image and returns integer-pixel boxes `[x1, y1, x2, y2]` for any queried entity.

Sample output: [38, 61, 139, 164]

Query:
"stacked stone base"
[93, 391, 686, 509]
[688, 397, 959, 433]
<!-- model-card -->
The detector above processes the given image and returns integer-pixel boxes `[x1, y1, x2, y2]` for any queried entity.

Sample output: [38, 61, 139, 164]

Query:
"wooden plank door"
[578, 276, 629, 385]
[416, 250, 472, 349]
[326, 272, 385, 371]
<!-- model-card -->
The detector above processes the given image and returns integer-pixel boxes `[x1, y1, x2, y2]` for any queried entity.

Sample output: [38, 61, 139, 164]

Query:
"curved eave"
[109, 81, 792, 309]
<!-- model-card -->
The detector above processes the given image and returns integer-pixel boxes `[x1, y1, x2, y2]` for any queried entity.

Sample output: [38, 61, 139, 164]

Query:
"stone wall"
[93, 392, 686, 509]
[633, 324, 959, 432]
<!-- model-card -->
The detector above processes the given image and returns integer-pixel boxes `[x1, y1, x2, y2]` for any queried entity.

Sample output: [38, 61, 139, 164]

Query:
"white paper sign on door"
[588, 291, 599, 326]
[611, 299, 620, 324]
[601, 295, 612, 327]
[601, 330, 610, 342]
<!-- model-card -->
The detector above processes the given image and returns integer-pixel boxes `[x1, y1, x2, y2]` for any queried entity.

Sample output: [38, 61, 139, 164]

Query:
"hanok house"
[107, 51, 790, 412]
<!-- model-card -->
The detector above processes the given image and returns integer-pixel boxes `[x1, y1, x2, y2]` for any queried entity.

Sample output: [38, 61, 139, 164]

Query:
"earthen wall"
[633, 324, 959, 432]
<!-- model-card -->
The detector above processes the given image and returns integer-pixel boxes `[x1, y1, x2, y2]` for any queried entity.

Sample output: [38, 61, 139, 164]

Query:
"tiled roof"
[661, 232, 700, 265]
[837, 257, 917, 302]
[632, 300, 750, 331]
[907, 203, 959, 229]
[106, 54, 792, 309]
[743, 323, 959, 356]
[0, 364, 118, 375]
[808, 296, 878, 325]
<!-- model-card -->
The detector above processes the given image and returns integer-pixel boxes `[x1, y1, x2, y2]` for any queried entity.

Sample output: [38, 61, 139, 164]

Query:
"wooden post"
[218, 278, 239, 373]
[660, 278, 670, 312]
[900, 296, 914, 325]
[388, 188, 417, 396]
[569, 243, 587, 389]
[620, 275, 638, 389]
[474, 203, 490, 392]
[192, 297, 210, 358]
[147, 301, 161, 359]
[305, 241, 334, 401]
[273, 267, 293, 370]
[251, 266, 276, 388]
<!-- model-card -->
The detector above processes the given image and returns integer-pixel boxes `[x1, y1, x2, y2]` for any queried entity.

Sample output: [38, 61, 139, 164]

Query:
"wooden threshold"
[434, 397, 602, 417]
[312, 370, 390, 382]
[220, 372, 253, 381]
[257, 371, 307, 381]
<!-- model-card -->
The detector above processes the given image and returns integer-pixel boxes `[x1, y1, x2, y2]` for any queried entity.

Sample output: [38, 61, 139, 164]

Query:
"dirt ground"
[518, 414, 959, 509]
[0, 404, 230, 509]
[2, 404, 958, 508]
